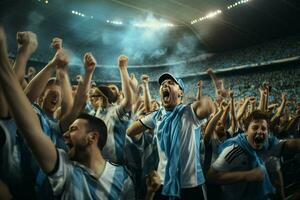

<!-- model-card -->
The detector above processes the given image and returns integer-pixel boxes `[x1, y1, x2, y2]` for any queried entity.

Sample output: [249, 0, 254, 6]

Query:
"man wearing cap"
[127, 72, 215, 199]
[95, 55, 133, 165]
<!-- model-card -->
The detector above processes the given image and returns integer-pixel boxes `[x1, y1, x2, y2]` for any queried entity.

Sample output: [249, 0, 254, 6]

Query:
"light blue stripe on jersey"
[195, 127, 205, 185]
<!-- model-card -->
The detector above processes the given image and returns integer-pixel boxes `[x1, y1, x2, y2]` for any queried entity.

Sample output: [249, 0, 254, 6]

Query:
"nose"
[63, 131, 70, 140]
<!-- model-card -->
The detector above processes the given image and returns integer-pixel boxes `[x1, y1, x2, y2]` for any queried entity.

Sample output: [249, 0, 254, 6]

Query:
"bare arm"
[141, 75, 151, 113]
[56, 68, 73, 119]
[0, 27, 57, 173]
[118, 55, 133, 111]
[207, 167, 264, 184]
[237, 98, 250, 121]
[204, 108, 223, 142]
[127, 120, 148, 138]
[192, 96, 216, 120]
[13, 31, 38, 84]
[60, 53, 96, 132]
[196, 80, 202, 101]
[24, 61, 55, 103]
[53, 38, 73, 119]
[249, 97, 256, 114]
[271, 93, 287, 124]
[228, 91, 237, 134]
[258, 87, 266, 111]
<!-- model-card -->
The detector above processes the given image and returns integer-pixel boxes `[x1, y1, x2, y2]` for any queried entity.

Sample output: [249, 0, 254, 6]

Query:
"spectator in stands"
[127, 72, 215, 199]
[207, 110, 300, 200]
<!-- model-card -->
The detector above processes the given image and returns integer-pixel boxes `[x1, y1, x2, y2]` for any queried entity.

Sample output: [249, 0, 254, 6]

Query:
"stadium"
[0, 0, 299, 199]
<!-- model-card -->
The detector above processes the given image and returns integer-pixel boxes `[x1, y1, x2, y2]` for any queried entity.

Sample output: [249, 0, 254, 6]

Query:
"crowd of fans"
[0, 27, 299, 200]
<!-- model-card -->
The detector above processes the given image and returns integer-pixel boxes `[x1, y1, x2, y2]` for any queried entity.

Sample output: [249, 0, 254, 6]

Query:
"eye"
[252, 125, 258, 130]
[261, 126, 267, 131]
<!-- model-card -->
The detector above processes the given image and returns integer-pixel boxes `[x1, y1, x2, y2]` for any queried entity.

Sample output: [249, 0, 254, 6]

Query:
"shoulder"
[212, 144, 249, 171]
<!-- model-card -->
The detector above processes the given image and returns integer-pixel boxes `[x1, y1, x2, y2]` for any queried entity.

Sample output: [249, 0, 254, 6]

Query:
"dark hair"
[77, 113, 107, 150]
[244, 110, 270, 130]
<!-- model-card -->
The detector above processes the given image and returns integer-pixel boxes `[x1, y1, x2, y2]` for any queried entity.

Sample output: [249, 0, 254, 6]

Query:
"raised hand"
[52, 49, 69, 68]
[51, 37, 62, 51]
[281, 93, 287, 101]
[249, 96, 256, 103]
[16, 31, 38, 55]
[229, 90, 234, 98]
[118, 55, 128, 69]
[141, 74, 149, 84]
[197, 80, 202, 87]
[130, 73, 139, 92]
[84, 52, 97, 73]
[206, 68, 213, 75]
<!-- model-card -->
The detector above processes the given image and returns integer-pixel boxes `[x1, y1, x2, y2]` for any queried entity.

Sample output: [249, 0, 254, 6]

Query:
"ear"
[178, 90, 183, 98]
[87, 132, 98, 145]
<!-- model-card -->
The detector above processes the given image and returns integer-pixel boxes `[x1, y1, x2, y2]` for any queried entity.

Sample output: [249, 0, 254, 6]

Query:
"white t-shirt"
[140, 104, 207, 188]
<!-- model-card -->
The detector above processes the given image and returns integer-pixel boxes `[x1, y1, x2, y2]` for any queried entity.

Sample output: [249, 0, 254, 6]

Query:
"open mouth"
[253, 134, 265, 146]
[65, 142, 73, 149]
[162, 90, 170, 102]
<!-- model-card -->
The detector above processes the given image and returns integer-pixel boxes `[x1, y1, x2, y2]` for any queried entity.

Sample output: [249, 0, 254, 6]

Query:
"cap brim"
[158, 73, 178, 85]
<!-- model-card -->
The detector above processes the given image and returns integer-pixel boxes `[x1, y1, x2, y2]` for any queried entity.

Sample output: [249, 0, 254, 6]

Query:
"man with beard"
[127, 72, 215, 199]
[0, 27, 135, 200]
[207, 110, 300, 200]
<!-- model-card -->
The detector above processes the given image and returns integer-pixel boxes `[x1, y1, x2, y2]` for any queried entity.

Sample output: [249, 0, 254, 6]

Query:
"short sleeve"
[212, 145, 249, 172]
[140, 111, 158, 130]
[48, 149, 72, 196]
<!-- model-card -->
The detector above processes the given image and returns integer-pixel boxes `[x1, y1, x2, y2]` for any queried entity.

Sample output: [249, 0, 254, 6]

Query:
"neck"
[43, 108, 55, 119]
[76, 147, 106, 177]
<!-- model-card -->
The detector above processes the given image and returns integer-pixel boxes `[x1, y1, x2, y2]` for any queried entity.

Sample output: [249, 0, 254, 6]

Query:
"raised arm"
[196, 80, 202, 101]
[204, 107, 223, 142]
[60, 53, 96, 132]
[118, 55, 133, 111]
[248, 97, 256, 113]
[141, 74, 151, 113]
[258, 86, 266, 111]
[13, 31, 38, 85]
[237, 97, 250, 121]
[228, 91, 238, 134]
[270, 93, 287, 124]
[0, 27, 57, 173]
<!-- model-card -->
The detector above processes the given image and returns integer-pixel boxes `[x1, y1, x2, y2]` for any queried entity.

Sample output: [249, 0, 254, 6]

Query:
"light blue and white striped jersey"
[0, 119, 37, 199]
[140, 104, 207, 188]
[124, 131, 159, 199]
[95, 105, 131, 164]
[48, 149, 135, 200]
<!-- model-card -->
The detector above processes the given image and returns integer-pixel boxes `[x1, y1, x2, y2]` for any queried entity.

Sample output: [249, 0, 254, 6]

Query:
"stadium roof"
[0, 0, 299, 64]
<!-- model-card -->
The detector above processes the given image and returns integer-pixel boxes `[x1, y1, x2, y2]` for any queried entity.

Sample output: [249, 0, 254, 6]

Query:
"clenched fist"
[118, 55, 128, 68]
[51, 37, 62, 51]
[197, 80, 202, 87]
[16, 31, 38, 55]
[52, 49, 69, 68]
[141, 74, 149, 83]
[84, 52, 96, 73]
